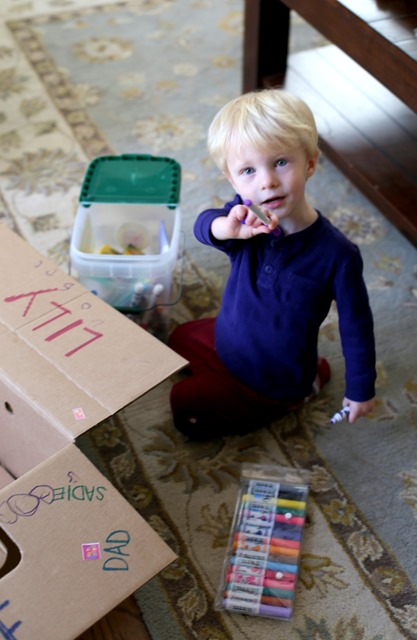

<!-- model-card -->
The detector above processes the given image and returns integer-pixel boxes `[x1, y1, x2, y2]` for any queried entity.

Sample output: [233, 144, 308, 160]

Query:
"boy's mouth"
[262, 196, 285, 208]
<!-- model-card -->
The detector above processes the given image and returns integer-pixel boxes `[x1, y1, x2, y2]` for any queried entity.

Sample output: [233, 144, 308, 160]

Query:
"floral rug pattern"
[1, 1, 417, 639]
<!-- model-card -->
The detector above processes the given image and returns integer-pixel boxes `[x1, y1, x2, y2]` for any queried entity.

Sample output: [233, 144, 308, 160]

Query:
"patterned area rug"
[1, 1, 417, 639]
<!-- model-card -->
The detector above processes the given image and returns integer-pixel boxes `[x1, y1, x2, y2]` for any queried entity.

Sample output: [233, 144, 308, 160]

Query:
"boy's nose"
[260, 170, 279, 189]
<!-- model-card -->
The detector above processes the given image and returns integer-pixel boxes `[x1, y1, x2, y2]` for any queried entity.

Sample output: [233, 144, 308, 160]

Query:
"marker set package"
[215, 464, 310, 620]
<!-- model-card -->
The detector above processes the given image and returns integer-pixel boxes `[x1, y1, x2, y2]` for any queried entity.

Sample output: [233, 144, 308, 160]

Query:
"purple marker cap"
[222, 599, 292, 619]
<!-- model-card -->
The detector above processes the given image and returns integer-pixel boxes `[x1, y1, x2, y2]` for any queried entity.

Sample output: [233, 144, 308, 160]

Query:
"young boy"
[168, 89, 376, 439]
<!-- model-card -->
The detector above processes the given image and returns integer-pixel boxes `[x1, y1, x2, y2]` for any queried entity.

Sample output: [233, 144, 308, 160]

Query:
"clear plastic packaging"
[215, 463, 310, 620]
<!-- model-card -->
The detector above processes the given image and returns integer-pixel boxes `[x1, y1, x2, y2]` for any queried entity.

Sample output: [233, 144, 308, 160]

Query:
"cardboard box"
[0, 223, 187, 639]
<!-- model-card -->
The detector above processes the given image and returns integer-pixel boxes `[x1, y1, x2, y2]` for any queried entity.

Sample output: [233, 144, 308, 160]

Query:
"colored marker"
[226, 574, 295, 592]
[227, 593, 293, 609]
[233, 547, 297, 567]
[234, 532, 300, 550]
[271, 525, 303, 540]
[243, 199, 282, 237]
[159, 220, 170, 253]
[242, 494, 306, 511]
[146, 282, 164, 310]
[225, 584, 293, 604]
[228, 567, 295, 583]
[276, 508, 305, 519]
[263, 568, 296, 582]
[233, 539, 299, 558]
[268, 538, 301, 554]
[240, 509, 305, 526]
[262, 577, 295, 591]
[241, 503, 305, 518]
[267, 543, 299, 557]
[225, 585, 294, 600]
[238, 522, 302, 540]
[259, 602, 292, 618]
[273, 486, 308, 501]
[223, 598, 292, 619]
[330, 406, 350, 424]
[226, 578, 294, 595]
[239, 519, 303, 538]
[276, 513, 304, 525]
[224, 589, 293, 609]
[229, 555, 297, 574]
[129, 282, 147, 309]
[259, 595, 293, 608]
[125, 282, 148, 321]
[141, 283, 164, 326]
[267, 553, 298, 566]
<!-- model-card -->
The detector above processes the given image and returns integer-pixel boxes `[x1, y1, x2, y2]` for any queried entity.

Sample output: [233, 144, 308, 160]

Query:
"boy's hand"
[211, 204, 279, 240]
[343, 397, 375, 423]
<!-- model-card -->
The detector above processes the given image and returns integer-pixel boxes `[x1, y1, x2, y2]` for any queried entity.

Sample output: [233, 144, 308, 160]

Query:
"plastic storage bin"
[70, 154, 181, 338]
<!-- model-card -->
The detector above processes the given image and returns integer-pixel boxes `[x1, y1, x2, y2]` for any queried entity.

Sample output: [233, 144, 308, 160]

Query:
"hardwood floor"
[76, 596, 150, 640]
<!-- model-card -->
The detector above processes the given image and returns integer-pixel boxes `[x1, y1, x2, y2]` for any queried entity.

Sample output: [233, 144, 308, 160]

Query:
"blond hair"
[208, 89, 319, 175]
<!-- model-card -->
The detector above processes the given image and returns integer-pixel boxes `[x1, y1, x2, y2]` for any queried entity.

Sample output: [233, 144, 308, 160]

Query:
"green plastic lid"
[79, 154, 181, 206]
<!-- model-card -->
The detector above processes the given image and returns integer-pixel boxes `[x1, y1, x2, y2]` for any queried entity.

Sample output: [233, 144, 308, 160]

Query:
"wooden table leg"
[243, 0, 291, 92]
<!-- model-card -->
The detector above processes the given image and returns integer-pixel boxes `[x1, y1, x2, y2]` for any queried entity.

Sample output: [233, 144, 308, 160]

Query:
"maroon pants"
[168, 318, 328, 439]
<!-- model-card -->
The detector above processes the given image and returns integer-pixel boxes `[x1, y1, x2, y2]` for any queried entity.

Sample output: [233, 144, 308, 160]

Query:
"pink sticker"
[82, 543, 101, 561]
[73, 407, 85, 420]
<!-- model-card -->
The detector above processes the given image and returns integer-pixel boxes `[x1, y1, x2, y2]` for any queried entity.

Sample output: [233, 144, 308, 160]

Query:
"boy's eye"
[242, 167, 255, 175]
[276, 158, 288, 167]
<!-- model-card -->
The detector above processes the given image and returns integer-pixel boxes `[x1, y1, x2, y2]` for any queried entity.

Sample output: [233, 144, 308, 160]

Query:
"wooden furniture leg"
[243, 0, 290, 92]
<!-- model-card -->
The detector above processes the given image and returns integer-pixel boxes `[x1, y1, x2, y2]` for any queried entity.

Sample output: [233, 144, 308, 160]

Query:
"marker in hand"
[243, 199, 282, 237]
[329, 406, 350, 424]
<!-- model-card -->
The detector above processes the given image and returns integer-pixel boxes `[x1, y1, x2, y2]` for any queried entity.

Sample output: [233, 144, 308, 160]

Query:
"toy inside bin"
[70, 154, 181, 339]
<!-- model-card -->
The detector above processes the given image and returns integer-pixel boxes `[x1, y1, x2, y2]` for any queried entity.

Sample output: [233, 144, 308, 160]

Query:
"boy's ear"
[306, 151, 319, 178]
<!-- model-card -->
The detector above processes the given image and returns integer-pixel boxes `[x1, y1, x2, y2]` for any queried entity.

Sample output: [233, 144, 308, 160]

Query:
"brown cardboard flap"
[18, 292, 182, 416]
[0, 223, 187, 439]
[0, 331, 109, 441]
[0, 444, 177, 640]
[0, 373, 69, 479]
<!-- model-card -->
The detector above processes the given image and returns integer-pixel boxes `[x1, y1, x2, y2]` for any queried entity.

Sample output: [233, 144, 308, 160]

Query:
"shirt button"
[264, 265, 273, 274]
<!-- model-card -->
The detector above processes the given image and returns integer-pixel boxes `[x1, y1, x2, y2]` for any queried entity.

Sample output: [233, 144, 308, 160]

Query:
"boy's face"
[225, 144, 318, 224]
